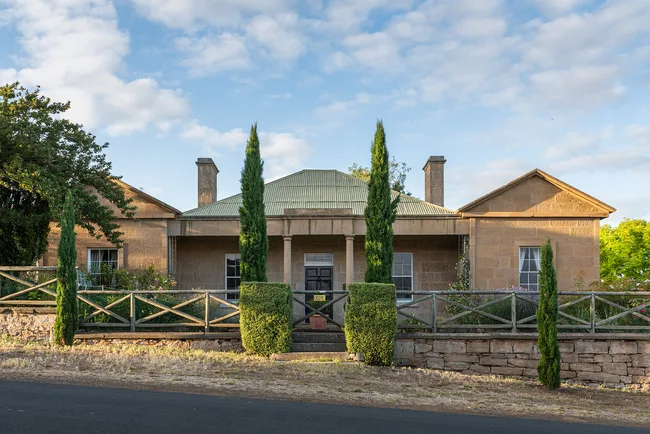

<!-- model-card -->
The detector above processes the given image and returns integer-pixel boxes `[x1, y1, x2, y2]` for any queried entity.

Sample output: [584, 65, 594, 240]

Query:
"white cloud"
[343, 32, 402, 71]
[529, 66, 626, 108]
[626, 124, 650, 143]
[317, 0, 414, 34]
[544, 131, 604, 158]
[260, 132, 312, 179]
[314, 93, 373, 117]
[245, 13, 304, 60]
[534, 0, 595, 16]
[180, 122, 311, 180]
[1, 0, 189, 135]
[130, 0, 289, 29]
[453, 17, 506, 40]
[175, 33, 250, 76]
[549, 150, 650, 173]
[267, 92, 292, 99]
[323, 51, 353, 72]
[181, 121, 248, 149]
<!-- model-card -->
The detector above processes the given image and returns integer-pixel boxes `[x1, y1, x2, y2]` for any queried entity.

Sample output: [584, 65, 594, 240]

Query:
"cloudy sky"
[1, 0, 649, 222]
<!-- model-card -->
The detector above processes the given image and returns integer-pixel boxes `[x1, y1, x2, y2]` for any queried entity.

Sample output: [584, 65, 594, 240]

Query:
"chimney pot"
[196, 158, 219, 207]
[423, 156, 446, 207]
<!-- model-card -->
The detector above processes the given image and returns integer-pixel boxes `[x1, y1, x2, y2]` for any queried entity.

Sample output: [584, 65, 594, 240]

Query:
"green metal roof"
[182, 170, 457, 218]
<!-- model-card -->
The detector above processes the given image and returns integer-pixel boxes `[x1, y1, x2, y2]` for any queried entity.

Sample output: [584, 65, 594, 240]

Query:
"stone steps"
[271, 351, 351, 362]
[292, 332, 346, 344]
[291, 342, 348, 353]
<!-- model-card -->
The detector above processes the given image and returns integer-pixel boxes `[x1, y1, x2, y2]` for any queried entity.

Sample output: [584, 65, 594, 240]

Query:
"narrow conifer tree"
[53, 191, 78, 345]
[537, 239, 561, 389]
[239, 123, 268, 282]
[364, 120, 399, 283]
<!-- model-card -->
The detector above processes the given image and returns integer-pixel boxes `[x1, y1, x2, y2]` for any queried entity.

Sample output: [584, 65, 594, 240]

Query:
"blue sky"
[1, 0, 649, 223]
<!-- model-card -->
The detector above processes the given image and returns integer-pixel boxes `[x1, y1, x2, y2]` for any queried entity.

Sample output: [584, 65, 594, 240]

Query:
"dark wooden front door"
[304, 267, 333, 319]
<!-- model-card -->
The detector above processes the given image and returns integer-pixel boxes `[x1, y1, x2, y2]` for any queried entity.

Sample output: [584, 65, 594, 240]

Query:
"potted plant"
[307, 298, 328, 330]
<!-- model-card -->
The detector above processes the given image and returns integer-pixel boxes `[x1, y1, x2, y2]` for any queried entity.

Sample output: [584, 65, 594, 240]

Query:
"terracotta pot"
[309, 314, 328, 330]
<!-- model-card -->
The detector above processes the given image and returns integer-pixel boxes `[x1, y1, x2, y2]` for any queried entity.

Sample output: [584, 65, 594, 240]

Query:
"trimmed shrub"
[239, 282, 292, 356]
[345, 283, 397, 366]
[537, 239, 561, 389]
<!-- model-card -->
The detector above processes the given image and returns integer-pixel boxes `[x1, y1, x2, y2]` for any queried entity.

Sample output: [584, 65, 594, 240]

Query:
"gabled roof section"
[115, 179, 181, 215]
[458, 169, 616, 216]
[183, 170, 457, 218]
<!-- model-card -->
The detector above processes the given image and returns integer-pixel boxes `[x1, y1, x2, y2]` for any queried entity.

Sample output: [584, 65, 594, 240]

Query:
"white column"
[283, 236, 292, 286]
[345, 235, 355, 288]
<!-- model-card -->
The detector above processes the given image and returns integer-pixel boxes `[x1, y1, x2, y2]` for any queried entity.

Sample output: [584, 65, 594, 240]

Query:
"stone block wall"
[395, 334, 650, 390]
[0, 309, 55, 341]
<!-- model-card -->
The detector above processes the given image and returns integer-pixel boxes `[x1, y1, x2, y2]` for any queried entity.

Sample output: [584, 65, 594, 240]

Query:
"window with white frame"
[88, 248, 118, 286]
[519, 247, 541, 290]
[225, 254, 241, 300]
[392, 253, 413, 301]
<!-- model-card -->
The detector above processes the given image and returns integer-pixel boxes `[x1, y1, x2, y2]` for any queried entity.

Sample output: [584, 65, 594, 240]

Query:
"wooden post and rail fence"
[1, 266, 649, 334]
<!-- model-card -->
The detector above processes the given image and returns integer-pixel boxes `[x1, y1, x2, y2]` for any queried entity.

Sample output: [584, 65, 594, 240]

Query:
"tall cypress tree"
[364, 120, 399, 283]
[537, 239, 561, 389]
[239, 123, 268, 282]
[53, 191, 78, 346]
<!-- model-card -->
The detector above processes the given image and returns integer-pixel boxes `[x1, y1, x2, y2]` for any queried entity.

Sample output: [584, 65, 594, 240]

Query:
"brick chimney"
[196, 158, 218, 207]
[423, 156, 446, 207]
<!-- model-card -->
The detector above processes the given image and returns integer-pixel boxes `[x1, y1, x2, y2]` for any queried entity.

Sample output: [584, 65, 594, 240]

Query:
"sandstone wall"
[40, 183, 176, 273]
[0, 309, 55, 341]
[472, 218, 600, 290]
[395, 334, 650, 390]
[175, 235, 459, 291]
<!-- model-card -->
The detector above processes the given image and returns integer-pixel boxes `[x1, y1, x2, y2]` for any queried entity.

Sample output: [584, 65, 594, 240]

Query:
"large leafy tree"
[0, 83, 134, 265]
[600, 219, 650, 282]
[364, 120, 399, 283]
[537, 239, 560, 389]
[53, 191, 78, 346]
[239, 123, 268, 282]
[349, 157, 411, 195]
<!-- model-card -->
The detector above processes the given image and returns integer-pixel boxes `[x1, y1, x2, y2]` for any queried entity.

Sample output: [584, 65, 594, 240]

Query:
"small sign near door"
[313, 294, 326, 302]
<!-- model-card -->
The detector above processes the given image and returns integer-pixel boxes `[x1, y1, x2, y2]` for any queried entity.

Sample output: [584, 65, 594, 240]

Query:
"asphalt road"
[0, 380, 647, 434]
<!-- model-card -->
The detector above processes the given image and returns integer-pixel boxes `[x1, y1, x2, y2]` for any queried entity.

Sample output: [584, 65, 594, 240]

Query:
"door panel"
[304, 266, 334, 319]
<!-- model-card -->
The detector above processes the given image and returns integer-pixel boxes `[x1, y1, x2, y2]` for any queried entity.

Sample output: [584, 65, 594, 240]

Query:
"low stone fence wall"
[395, 333, 650, 390]
[0, 308, 55, 341]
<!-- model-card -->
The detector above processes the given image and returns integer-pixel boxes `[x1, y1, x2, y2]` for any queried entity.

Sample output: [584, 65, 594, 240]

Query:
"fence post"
[431, 295, 437, 334]
[130, 292, 136, 332]
[204, 292, 210, 333]
[590, 292, 596, 334]
[511, 292, 517, 333]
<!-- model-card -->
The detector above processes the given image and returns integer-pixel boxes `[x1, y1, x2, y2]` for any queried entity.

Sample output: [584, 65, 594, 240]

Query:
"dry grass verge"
[0, 336, 648, 427]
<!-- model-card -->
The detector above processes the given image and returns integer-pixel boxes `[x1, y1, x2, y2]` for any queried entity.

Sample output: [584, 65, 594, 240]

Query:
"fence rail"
[396, 290, 650, 333]
[76, 289, 242, 332]
[1, 267, 649, 334]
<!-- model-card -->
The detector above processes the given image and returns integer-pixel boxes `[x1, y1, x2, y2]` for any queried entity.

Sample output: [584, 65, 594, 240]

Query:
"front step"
[292, 332, 345, 344]
[291, 342, 347, 352]
[271, 351, 350, 362]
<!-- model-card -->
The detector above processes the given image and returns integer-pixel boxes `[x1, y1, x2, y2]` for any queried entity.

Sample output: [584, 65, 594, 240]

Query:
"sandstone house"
[41, 156, 615, 298]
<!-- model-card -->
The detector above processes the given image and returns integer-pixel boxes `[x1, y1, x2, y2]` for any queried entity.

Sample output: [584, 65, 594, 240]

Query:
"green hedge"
[344, 283, 397, 366]
[239, 282, 292, 356]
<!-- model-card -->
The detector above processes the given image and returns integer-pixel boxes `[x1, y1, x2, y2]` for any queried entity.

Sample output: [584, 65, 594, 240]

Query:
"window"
[87, 248, 118, 286]
[519, 247, 541, 290]
[392, 253, 413, 301]
[88, 249, 118, 277]
[225, 254, 241, 300]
